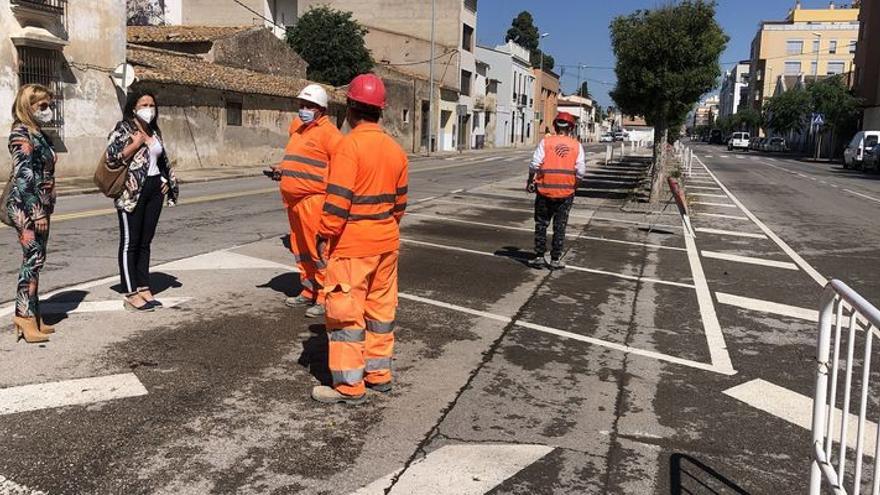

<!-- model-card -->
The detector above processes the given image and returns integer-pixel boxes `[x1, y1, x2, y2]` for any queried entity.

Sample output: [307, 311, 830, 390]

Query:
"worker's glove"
[526, 181, 537, 194]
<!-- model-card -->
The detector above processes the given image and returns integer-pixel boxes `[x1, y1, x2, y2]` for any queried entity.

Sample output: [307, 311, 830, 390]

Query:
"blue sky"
[477, 0, 829, 108]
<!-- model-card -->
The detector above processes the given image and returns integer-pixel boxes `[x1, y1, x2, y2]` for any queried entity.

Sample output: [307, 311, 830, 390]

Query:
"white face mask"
[136, 107, 156, 123]
[34, 108, 53, 125]
[299, 108, 317, 124]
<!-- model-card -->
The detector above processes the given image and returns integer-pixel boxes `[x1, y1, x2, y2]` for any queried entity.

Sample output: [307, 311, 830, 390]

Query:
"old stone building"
[1, 0, 127, 177]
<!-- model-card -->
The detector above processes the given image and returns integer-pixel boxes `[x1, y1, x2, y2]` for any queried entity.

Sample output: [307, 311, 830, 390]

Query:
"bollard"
[605, 144, 613, 165]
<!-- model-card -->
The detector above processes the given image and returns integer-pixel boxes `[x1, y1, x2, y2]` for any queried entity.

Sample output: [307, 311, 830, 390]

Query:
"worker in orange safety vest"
[526, 112, 587, 270]
[270, 84, 343, 318]
[311, 74, 408, 405]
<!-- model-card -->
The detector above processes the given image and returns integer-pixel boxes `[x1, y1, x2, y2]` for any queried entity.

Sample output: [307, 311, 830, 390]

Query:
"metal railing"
[10, 0, 66, 15]
[811, 280, 880, 494]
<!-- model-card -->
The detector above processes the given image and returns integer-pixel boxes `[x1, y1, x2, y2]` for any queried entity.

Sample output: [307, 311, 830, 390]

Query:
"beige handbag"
[93, 152, 128, 199]
[0, 174, 14, 227]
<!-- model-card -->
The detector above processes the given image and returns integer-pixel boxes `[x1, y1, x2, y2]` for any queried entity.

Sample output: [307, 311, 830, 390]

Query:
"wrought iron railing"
[11, 0, 66, 15]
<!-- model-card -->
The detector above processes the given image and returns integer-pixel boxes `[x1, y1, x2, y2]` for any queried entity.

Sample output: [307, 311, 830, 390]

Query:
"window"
[462, 24, 474, 52]
[403, 109, 410, 123]
[849, 41, 857, 54]
[786, 40, 804, 55]
[463, 0, 477, 13]
[17, 46, 63, 129]
[812, 39, 820, 54]
[829, 40, 837, 54]
[827, 61, 846, 75]
[784, 61, 802, 75]
[811, 61, 818, 76]
[226, 100, 242, 126]
[460, 69, 472, 96]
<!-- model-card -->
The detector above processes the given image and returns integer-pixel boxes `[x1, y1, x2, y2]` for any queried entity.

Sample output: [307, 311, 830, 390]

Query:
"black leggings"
[118, 176, 164, 294]
[534, 194, 574, 261]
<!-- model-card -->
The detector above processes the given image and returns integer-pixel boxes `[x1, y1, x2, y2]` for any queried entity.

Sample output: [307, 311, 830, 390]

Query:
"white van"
[728, 132, 750, 151]
[844, 131, 880, 169]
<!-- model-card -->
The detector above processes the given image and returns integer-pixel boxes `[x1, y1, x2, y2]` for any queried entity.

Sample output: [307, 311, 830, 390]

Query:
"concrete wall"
[376, 71, 432, 154]
[1, 0, 128, 178]
[364, 27, 459, 92]
[163, 0, 296, 38]
[210, 28, 307, 78]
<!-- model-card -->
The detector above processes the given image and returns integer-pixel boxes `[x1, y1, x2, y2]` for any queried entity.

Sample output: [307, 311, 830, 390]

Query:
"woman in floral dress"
[6, 84, 57, 343]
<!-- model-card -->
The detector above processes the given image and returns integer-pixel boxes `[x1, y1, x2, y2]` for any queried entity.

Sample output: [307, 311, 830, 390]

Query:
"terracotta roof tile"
[127, 45, 345, 102]
[127, 25, 258, 44]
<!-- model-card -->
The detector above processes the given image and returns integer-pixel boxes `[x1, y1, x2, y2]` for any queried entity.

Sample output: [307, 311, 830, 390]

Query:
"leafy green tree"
[716, 115, 734, 134]
[807, 75, 862, 154]
[577, 81, 591, 98]
[610, 1, 728, 202]
[763, 87, 811, 136]
[506, 11, 554, 70]
[286, 6, 374, 87]
[733, 108, 763, 132]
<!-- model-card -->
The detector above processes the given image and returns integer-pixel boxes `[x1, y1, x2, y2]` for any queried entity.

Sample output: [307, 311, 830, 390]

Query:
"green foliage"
[734, 107, 763, 131]
[506, 11, 553, 70]
[763, 86, 811, 135]
[577, 81, 591, 98]
[715, 115, 734, 134]
[610, 1, 728, 132]
[807, 75, 861, 136]
[286, 6, 374, 87]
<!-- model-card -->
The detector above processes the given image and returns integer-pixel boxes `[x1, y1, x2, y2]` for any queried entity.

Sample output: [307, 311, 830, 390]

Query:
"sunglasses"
[35, 102, 53, 111]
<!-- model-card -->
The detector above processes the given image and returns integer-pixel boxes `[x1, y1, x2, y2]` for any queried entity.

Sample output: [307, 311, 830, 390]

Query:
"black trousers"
[118, 176, 164, 294]
[534, 193, 574, 261]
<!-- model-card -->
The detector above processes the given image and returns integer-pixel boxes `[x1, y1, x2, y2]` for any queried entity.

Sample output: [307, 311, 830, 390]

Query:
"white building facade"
[475, 41, 534, 148]
[719, 61, 750, 118]
[557, 95, 595, 142]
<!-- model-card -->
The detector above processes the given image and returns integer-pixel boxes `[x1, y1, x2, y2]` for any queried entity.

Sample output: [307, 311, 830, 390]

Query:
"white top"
[146, 137, 163, 177]
[530, 138, 587, 179]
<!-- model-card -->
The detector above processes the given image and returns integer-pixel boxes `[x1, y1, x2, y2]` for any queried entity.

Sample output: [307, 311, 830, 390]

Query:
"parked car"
[844, 131, 880, 170]
[709, 129, 724, 144]
[863, 145, 880, 173]
[600, 133, 614, 143]
[749, 138, 763, 151]
[728, 132, 750, 151]
[767, 137, 789, 153]
[613, 131, 626, 141]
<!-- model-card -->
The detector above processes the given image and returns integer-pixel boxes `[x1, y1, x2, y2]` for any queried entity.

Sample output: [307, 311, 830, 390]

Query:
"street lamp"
[538, 33, 550, 74]
[427, 0, 436, 156]
[811, 32, 822, 82]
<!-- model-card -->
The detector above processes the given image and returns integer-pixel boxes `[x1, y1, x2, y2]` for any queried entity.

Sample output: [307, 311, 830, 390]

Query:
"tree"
[807, 75, 861, 154]
[733, 107, 762, 132]
[506, 11, 554, 70]
[763, 87, 811, 137]
[287, 6, 374, 87]
[127, 0, 164, 25]
[610, 1, 728, 203]
[577, 81, 591, 99]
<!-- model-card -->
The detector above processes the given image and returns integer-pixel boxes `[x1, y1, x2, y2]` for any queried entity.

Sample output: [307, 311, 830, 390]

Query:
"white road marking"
[416, 196, 439, 204]
[701, 251, 799, 270]
[843, 189, 880, 204]
[693, 202, 738, 208]
[401, 239, 695, 289]
[406, 213, 687, 252]
[689, 186, 723, 191]
[154, 250, 292, 272]
[450, 188, 464, 194]
[768, 158, 777, 161]
[720, 155, 730, 159]
[698, 213, 750, 221]
[690, 193, 728, 198]
[0, 475, 46, 495]
[715, 292, 818, 321]
[694, 228, 766, 239]
[351, 444, 554, 495]
[703, 155, 713, 158]
[696, 156, 828, 286]
[0, 373, 148, 416]
[681, 216, 736, 375]
[724, 379, 876, 458]
[40, 297, 191, 315]
[399, 292, 733, 375]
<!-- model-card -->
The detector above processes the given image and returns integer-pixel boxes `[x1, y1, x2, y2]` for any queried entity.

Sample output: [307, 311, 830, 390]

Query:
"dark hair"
[123, 88, 161, 137]
[347, 100, 382, 124]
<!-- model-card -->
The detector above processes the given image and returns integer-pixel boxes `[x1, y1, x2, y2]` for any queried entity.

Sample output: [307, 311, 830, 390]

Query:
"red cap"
[347, 73, 386, 109]
[554, 112, 576, 127]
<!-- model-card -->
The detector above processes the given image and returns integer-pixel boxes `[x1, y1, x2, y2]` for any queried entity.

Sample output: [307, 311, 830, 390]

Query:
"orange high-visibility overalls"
[278, 115, 342, 303]
[318, 122, 408, 397]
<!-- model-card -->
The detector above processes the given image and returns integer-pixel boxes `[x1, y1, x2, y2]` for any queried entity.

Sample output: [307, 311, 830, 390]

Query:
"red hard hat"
[554, 112, 576, 127]
[347, 73, 386, 109]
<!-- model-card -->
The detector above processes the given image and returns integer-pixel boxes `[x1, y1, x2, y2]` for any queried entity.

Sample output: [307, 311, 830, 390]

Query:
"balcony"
[464, 0, 477, 13]
[11, 0, 66, 15]
[11, 0, 67, 30]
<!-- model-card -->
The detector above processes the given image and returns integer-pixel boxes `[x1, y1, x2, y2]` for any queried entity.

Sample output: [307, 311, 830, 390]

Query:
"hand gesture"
[34, 217, 48, 234]
[130, 130, 146, 147]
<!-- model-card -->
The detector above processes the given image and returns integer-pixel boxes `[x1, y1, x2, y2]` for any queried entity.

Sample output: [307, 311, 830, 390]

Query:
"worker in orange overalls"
[271, 84, 342, 318]
[526, 112, 587, 270]
[311, 74, 408, 405]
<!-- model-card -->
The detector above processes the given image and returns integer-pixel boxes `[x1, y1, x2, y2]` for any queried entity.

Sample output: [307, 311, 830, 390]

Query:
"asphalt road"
[2, 142, 872, 494]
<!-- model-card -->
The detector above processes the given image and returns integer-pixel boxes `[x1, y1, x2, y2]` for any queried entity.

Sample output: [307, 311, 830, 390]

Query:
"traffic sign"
[111, 63, 136, 92]
[811, 113, 825, 127]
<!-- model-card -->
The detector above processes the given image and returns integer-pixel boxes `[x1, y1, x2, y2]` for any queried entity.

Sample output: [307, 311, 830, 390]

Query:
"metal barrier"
[811, 280, 880, 494]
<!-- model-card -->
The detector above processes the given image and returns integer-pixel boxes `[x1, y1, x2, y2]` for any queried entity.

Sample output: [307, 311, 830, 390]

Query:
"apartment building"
[854, 0, 878, 129]
[533, 68, 560, 141]
[297, 0, 479, 152]
[475, 41, 535, 148]
[748, 1, 860, 112]
[719, 61, 750, 118]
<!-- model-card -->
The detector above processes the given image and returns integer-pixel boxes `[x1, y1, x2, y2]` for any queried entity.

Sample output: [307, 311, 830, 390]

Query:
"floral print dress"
[6, 124, 56, 318]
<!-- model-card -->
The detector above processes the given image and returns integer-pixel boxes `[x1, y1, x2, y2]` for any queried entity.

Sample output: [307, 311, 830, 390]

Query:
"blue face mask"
[299, 109, 317, 124]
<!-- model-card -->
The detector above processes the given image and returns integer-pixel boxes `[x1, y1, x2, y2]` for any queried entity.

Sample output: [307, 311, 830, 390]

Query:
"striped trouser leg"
[363, 251, 399, 386]
[328, 327, 366, 396]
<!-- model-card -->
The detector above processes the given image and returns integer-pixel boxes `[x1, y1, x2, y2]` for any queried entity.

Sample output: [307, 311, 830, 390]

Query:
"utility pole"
[427, 0, 435, 156]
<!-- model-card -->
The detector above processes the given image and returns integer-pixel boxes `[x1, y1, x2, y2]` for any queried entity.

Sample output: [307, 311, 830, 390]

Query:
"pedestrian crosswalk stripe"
[40, 297, 191, 315]
[701, 251, 798, 270]
[715, 292, 818, 321]
[0, 373, 148, 416]
[154, 250, 292, 272]
[694, 228, 766, 239]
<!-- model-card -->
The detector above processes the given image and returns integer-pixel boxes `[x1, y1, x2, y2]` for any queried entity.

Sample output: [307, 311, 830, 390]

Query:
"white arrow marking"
[0, 373, 148, 416]
[724, 379, 877, 458]
[349, 444, 554, 495]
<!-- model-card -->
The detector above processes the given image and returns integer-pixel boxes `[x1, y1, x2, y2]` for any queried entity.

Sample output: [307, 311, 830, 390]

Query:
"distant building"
[475, 42, 535, 148]
[719, 61, 750, 118]
[533, 68, 560, 141]
[1, 0, 127, 178]
[620, 115, 654, 145]
[748, 1, 860, 113]
[472, 59, 498, 149]
[854, 0, 879, 129]
[691, 95, 720, 129]
[556, 95, 595, 143]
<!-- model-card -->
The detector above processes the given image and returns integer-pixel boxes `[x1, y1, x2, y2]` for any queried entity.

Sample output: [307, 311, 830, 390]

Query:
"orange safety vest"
[319, 122, 409, 258]
[536, 135, 579, 199]
[278, 115, 343, 205]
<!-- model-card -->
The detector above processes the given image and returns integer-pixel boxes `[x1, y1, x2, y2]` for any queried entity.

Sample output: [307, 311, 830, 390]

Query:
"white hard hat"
[297, 84, 329, 109]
